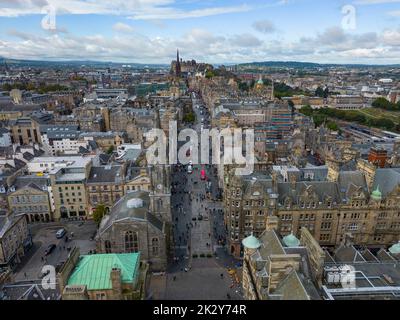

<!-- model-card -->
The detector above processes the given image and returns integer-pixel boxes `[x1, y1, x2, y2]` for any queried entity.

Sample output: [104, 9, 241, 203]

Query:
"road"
[13, 221, 97, 282]
[160, 93, 243, 300]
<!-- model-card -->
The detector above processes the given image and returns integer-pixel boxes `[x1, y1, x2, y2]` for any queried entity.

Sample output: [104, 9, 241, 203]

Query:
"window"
[348, 223, 358, 231]
[378, 212, 388, 219]
[320, 234, 330, 242]
[96, 293, 107, 300]
[321, 222, 332, 230]
[125, 231, 139, 253]
[105, 240, 111, 253]
[152, 238, 159, 256]
[376, 222, 386, 230]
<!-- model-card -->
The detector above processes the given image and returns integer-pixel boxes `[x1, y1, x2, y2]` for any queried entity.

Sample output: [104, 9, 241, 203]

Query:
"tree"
[372, 97, 399, 111]
[106, 146, 114, 155]
[299, 105, 313, 117]
[313, 114, 327, 127]
[93, 204, 107, 225]
[323, 87, 330, 99]
[327, 121, 339, 131]
[315, 86, 324, 98]
[205, 70, 215, 79]
[183, 111, 196, 123]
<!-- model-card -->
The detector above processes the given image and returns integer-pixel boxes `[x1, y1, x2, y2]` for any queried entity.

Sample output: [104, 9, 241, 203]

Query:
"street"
[13, 221, 97, 282]
[159, 93, 243, 300]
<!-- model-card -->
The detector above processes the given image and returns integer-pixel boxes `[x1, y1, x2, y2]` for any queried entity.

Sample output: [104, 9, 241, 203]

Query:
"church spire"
[176, 49, 181, 77]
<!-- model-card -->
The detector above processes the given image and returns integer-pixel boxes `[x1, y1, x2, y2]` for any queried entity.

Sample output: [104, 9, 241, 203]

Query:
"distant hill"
[0, 57, 169, 69]
[236, 61, 400, 69]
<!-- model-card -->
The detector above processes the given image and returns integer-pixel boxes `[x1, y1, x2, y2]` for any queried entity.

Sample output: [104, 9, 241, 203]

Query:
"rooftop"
[67, 253, 140, 291]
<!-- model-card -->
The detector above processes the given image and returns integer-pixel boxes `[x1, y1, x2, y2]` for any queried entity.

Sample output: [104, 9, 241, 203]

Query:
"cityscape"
[1, 0, 400, 307]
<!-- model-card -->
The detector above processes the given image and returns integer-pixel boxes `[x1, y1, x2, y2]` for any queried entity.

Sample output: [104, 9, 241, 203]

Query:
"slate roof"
[249, 229, 320, 300]
[87, 165, 124, 184]
[1, 281, 61, 300]
[277, 181, 339, 205]
[12, 175, 49, 191]
[371, 168, 400, 198]
[273, 270, 312, 300]
[98, 191, 164, 235]
[338, 171, 368, 202]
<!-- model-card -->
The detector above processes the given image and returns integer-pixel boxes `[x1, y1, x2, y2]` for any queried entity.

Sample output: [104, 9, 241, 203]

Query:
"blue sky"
[0, 0, 399, 64]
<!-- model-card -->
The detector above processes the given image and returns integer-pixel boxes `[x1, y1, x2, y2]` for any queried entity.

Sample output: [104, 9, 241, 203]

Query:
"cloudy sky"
[0, 0, 399, 64]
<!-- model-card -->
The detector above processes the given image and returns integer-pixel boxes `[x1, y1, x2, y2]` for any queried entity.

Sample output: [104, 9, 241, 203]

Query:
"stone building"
[224, 164, 400, 258]
[96, 191, 169, 271]
[86, 165, 127, 214]
[124, 167, 151, 194]
[61, 251, 147, 300]
[50, 158, 92, 220]
[224, 173, 276, 257]
[0, 214, 32, 269]
[7, 177, 53, 223]
[9, 117, 42, 146]
[241, 225, 321, 300]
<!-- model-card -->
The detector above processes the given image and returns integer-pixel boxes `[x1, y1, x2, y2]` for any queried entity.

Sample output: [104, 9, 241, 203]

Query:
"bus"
[201, 169, 206, 180]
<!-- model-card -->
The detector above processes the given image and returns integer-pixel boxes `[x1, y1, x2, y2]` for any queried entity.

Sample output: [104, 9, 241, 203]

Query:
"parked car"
[56, 228, 66, 239]
[45, 244, 57, 256]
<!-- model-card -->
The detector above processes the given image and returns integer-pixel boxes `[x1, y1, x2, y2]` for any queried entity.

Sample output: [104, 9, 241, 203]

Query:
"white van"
[56, 228, 66, 239]
[187, 164, 193, 174]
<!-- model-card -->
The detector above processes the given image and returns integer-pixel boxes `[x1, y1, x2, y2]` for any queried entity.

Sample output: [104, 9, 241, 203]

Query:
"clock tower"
[149, 164, 172, 223]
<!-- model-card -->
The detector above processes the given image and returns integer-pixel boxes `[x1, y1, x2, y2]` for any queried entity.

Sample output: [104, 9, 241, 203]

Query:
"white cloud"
[0, 26, 400, 64]
[0, 0, 252, 20]
[388, 10, 400, 16]
[354, 0, 400, 4]
[112, 22, 134, 33]
[230, 34, 262, 47]
[382, 28, 400, 46]
[252, 20, 275, 34]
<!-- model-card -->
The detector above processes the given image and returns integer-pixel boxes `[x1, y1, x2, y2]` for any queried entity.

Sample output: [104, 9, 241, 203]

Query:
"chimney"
[110, 267, 122, 300]
[266, 216, 279, 232]
[271, 171, 278, 192]
[289, 173, 297, 190]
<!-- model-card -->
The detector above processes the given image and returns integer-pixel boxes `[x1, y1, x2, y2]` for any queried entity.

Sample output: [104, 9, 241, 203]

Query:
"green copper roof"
[389, 242, 400, 255]
[371, 185, 382, 201]
[257, 77, 264, 85]
[283, 233, 300, 248]
[242, 234, 261, 249]
[67, 253, 140, 290]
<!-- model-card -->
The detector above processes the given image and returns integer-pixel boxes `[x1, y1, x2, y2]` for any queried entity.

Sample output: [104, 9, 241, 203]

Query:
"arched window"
[152, 237, 159, 256]
[125, 231, 139, 253]
[105, 240, 111, 253]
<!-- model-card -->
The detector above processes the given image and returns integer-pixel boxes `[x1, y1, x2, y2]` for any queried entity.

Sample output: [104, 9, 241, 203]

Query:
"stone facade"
[7, 184, 52, 223]
[96, 191, 169, 271]
[0, 214, 31, 268]
[224, 164, 400, 258]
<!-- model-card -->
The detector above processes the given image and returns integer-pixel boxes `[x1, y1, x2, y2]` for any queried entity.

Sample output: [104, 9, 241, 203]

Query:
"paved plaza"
[14, 221, 97, 282]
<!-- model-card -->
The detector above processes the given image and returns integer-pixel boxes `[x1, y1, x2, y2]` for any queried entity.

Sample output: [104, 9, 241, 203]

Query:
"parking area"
[14, 221, 97, 281]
